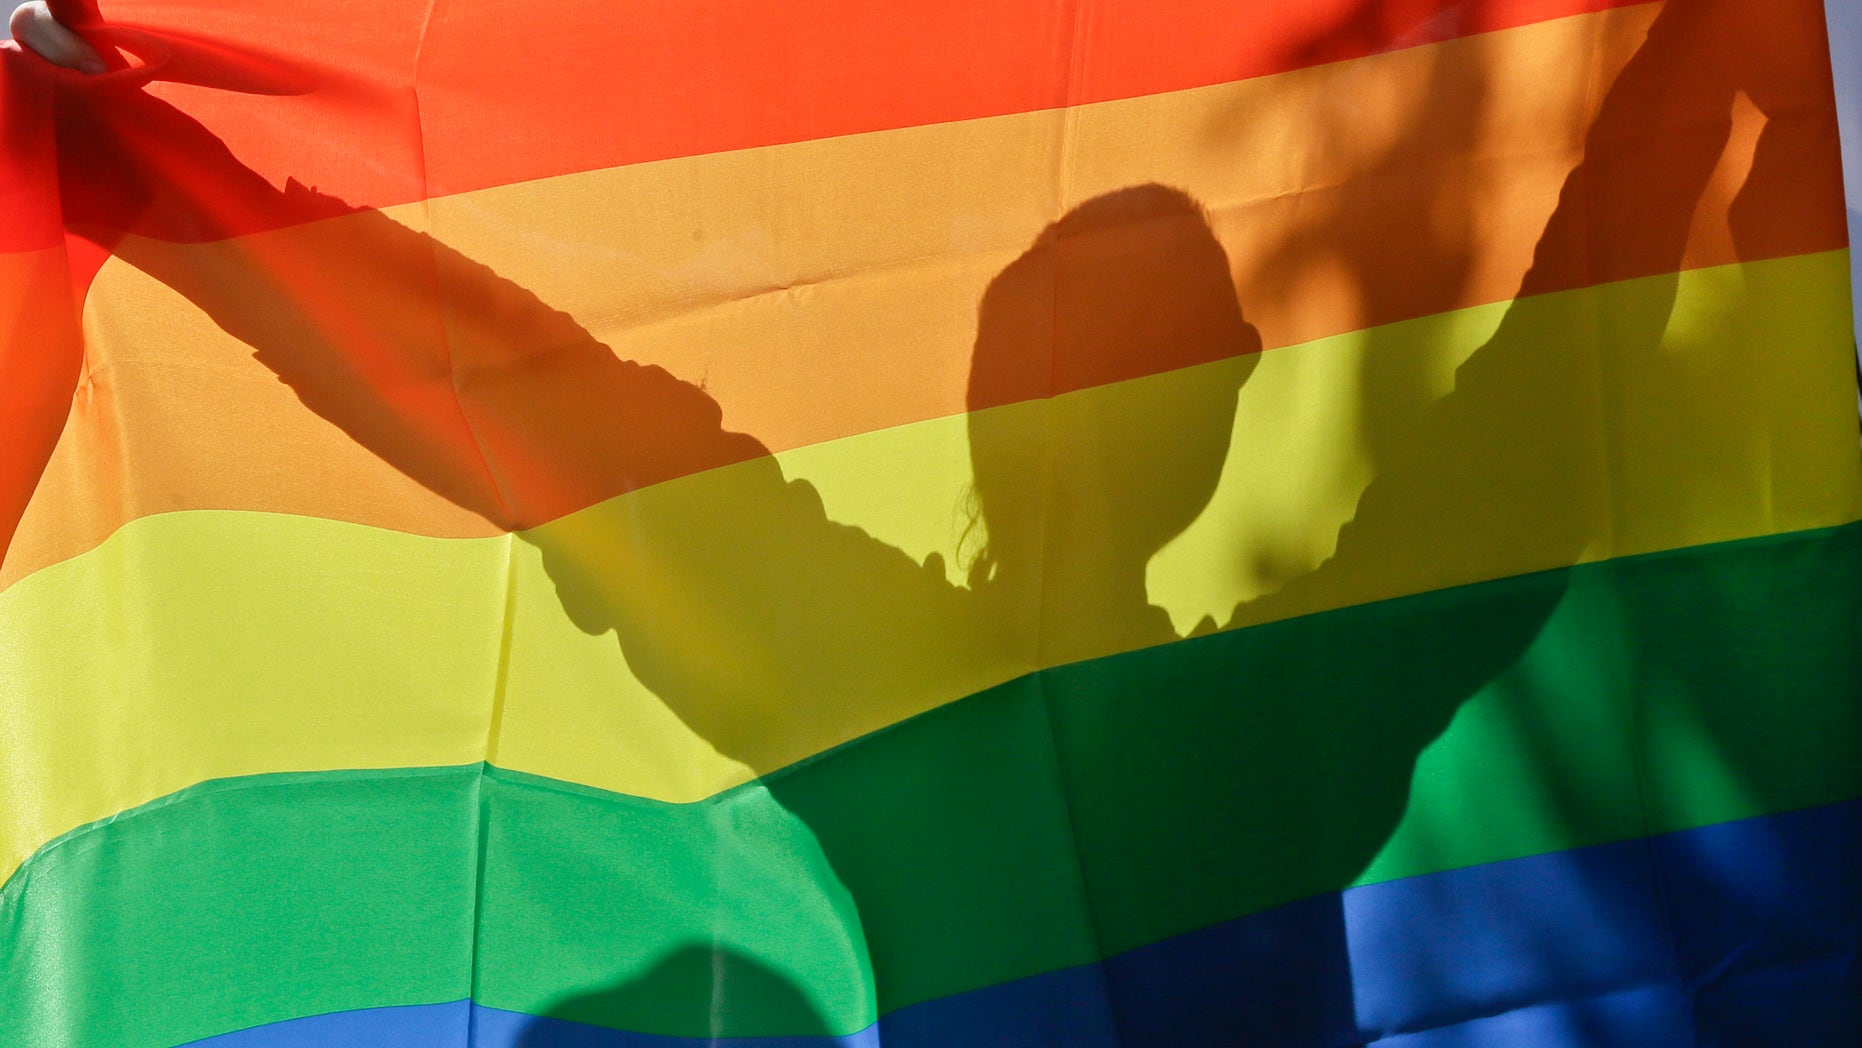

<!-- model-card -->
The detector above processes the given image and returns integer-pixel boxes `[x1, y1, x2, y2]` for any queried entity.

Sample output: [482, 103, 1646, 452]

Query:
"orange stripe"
[3, 2, 1845, 590]
[408, 0, 1661, 198]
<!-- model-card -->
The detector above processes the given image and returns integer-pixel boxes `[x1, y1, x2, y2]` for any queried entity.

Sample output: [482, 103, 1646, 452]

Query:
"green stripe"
[5, 522, 1859, 1046]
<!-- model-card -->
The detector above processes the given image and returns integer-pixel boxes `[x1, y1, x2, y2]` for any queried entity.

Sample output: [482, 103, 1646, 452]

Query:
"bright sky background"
[1823, 0, 1862, 357]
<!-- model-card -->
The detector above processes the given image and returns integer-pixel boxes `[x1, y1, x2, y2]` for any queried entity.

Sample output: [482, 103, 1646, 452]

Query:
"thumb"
[10, 2, 105, 74]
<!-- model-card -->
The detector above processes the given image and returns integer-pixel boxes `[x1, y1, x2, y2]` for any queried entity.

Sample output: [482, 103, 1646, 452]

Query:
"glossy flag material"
[1, 1, 1858, 1045]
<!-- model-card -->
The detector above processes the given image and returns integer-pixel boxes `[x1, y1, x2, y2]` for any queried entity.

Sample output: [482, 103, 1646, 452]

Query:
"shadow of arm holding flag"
[1151, 0, 1829, 898]
[45, 47, 1013, 766]
[51, 70, 754, 531]
[1236, 0, 1754, 628]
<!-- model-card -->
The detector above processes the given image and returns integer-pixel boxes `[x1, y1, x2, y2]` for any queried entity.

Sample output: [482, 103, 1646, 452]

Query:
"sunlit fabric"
[1, 0, 1858, 1045]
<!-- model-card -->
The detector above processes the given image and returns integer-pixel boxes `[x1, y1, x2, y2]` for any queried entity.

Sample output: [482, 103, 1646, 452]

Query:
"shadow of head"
[526, 183, 1260, 753]
[511, 944, 837, 1046]
[965, 183, 1261, 588]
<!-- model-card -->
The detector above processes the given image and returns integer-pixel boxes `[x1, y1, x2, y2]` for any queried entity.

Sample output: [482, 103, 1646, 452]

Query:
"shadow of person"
[31, 0, 1800, 1038]
[530, 183, 1255, 767]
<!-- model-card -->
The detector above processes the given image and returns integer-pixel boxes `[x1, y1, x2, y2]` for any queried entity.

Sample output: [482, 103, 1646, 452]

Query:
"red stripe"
[5, 0, 1656, 251]
[412, 0, 1657, 197]
[1078, 0, 1647, 105]
[0, 50, 83, 559]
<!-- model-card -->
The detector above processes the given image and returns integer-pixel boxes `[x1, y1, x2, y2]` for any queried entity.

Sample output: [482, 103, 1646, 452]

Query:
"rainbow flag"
[2, 0, 1858, 1044]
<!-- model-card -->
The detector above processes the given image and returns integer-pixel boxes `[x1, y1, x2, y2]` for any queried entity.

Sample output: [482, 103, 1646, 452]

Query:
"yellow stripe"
[3, 251, 1858, 888]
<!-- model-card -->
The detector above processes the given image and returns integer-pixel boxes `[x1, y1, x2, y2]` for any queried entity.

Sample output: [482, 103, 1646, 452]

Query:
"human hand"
[9, 1, 104, 73]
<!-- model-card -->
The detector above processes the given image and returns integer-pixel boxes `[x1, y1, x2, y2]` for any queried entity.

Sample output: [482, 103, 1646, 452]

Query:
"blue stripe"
[175, 1002, 468, 1047]
[180, 798, 1862, 1046]
[1095, 796, 1862, 1046]
[475, 1007, 880, 1048]
[176, 1001, 885, 1048]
